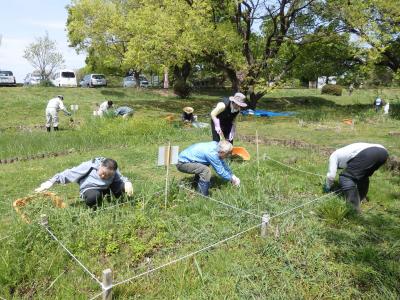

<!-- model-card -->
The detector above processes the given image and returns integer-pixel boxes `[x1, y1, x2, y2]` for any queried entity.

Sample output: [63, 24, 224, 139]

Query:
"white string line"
[179, 185, 262, 220]
[89, 222, 263, 300]
[90, 189, 341, 299]
[270, 190, 341, 220]
[42, 226, 102, 286]
[264, 155, 325, 178]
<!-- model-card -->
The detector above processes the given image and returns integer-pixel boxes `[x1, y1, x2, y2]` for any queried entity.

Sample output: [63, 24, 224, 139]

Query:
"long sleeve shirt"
[178, 141, 233, 181]
[326, 143, 385, 187]
[99, 101, 110, 113]
[46, 97, 69, 114]
[49, 157, 130, 195]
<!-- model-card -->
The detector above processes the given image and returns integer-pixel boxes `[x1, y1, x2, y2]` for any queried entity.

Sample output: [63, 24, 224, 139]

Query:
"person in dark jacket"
[210, 92, 247, 144]
[182, 106, 197, 123]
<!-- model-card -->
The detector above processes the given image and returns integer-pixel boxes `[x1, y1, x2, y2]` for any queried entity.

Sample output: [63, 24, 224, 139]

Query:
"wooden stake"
[256, 130, 260, 181]
[261, 213, 270, 238]
[40, 214, 48, 228]
[164, 142, 171, 209]
[102, 268, 112, 300]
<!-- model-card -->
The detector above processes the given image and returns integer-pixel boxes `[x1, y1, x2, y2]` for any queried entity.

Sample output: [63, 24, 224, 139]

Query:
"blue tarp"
[241, 109, 295, 117]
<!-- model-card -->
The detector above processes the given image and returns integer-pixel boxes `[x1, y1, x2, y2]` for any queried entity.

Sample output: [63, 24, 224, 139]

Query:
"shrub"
[173, 80, 192, 99]
[321, 84, 342, 96]
[39, 79, 54, 87]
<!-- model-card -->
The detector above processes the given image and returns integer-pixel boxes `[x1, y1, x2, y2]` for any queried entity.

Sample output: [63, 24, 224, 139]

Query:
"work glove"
[228, 125, 236, 141]
[322, 183, 331, 193]
[35, 180, 53, 193]
[231, 175, 240, 187]
[212, 117, 222, 135]
[124, 182, 133, 196]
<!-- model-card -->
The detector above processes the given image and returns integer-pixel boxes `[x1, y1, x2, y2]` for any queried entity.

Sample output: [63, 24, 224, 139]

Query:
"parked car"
[79, 74, 107, 87]
[51, 69, 77, 87]
[0, 70, 16, 86]
[23, 72, 43, 86]
[122, 75, 149, 88]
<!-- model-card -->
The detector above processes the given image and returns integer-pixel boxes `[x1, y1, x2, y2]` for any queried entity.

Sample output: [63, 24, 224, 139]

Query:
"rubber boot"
[53, 127, 59, 131]
[197, 180, 210, 196]
[46, 127, 51, 132]
[192, 174, 200, 189]
[343, 188, 361, 213]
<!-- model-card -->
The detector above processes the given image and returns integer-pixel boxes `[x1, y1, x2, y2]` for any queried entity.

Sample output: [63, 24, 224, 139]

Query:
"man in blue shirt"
[176, 140, 240, 196]
[35, 157, 133, 208]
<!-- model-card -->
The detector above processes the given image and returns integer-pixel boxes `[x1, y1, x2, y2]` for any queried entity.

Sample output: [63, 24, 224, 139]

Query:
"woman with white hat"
[182, 106, 197, 123]
[210, 92, 247, 144]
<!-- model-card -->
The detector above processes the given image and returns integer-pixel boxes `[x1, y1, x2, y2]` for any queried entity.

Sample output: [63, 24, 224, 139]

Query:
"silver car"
[0, 70, 16, 86]
[23, 73, 43, 86]
[123, 75, 149, 88]
[80, 74, 107, 87]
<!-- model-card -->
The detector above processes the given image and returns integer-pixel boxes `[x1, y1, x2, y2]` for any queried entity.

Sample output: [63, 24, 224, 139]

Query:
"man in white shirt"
[98, 100, 113, 116]
[325, 143, 388, 212]
[45, 95, 71, 132]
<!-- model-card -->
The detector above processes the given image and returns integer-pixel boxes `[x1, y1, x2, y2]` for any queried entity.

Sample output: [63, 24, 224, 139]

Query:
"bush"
[39, 79, 54, 87]
[321, 84, 342, 96]
[173, 80, 192, 99]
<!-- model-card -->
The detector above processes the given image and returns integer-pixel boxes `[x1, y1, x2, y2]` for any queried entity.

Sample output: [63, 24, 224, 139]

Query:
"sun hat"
[229, 92, 247, 107]
[183, 106, 194, 114]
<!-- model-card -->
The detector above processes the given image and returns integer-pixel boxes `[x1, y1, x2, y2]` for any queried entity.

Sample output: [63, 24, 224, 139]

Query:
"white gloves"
[124, 182, 133, 196]
[35, 180, 53, 193]
[212, 117, 222, 135]
[231, 175, 240, 187]
[228, 125, 236, 141]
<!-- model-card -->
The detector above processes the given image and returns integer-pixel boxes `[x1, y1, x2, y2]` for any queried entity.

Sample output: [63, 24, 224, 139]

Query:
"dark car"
[80, 74, 107, 87]
[0, 71, 16, 86]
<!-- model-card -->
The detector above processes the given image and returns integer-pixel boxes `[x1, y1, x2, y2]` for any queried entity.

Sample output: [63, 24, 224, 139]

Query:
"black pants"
[211, 120, 233, 144]
[82, 182, 125, 208]
[339, 147, 388, 210]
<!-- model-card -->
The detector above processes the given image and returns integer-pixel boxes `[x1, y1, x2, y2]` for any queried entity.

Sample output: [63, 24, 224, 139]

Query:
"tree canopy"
[23, 32, 64, 80]
[66, 0, 399, 106]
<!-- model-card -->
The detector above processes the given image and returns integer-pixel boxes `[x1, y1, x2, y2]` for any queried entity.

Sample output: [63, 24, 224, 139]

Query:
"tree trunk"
[173, 61, 192, 83]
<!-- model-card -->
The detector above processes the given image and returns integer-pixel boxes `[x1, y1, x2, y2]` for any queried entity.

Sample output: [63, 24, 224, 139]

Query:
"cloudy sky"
[0, 0, 86, 82]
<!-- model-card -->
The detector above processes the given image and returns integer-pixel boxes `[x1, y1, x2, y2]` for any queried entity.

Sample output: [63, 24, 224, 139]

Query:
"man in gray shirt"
[35, 157, 133, 208]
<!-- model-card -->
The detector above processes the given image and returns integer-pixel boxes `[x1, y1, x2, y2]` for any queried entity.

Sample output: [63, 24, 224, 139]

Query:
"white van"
[51, 69, 77, 87]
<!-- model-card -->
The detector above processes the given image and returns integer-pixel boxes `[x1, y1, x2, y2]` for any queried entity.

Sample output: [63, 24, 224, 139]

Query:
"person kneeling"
[176, 140, 240, 196]
[35, 157, 133, 208]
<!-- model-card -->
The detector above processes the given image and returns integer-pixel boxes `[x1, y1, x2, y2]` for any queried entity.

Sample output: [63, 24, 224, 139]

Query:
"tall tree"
[327, 0, 400, 73]
[23, 33, 64, 80]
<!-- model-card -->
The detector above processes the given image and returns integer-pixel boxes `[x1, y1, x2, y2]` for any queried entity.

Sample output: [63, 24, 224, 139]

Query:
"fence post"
[261, 213, 270, 238]
[102, 268, 113, 300]
[40, 214, 48, 228]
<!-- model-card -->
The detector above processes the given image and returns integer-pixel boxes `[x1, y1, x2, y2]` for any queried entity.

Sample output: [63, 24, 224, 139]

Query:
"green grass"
[0, 86, 399, 299]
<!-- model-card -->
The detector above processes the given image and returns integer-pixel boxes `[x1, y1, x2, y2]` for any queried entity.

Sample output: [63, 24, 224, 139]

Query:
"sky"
[0, 0, 86, 83]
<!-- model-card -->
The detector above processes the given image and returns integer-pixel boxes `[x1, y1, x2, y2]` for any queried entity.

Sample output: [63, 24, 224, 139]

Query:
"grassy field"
[0, 86, 399, 299]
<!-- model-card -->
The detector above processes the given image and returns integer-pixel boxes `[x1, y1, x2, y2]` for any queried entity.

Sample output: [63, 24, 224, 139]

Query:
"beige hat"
[229, 92, 247, 107]
[183, 106, 194, 114]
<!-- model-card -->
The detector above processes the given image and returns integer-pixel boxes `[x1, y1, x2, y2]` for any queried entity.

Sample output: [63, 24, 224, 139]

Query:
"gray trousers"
[46, 108, 59, 128]
[176, 162, 211, 182]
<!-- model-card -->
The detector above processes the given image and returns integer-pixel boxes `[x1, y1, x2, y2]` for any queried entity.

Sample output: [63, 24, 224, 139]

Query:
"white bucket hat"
[229, 92, 247, 107]
[183, 106, 194, 114]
